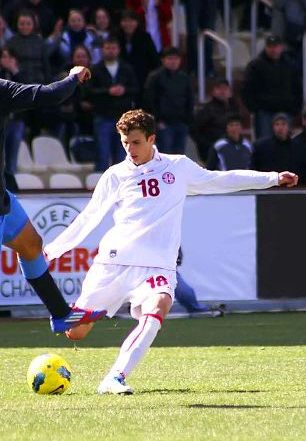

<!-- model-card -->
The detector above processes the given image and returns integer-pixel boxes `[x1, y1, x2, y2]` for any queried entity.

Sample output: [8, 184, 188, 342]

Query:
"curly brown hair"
[116, 109, 156, 139]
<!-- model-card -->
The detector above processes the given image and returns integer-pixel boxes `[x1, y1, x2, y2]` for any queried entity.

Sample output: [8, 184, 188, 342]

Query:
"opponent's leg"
[98, 293, 172, 395]
[7, 221, 71, 317]
[4, 193, 105, 333]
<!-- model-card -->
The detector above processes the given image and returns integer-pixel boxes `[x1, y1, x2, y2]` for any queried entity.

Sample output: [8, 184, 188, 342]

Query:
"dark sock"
[27, 270, 71, 318]
[18, 254, 71, 318]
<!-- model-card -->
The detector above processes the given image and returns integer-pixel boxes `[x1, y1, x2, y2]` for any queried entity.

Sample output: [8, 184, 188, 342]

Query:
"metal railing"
[303, 33, 306, 103]
[171, 0, 181, 47]
[250, 0, 273, 58]
[197, 30, 233, 103]
[223, 0, 231, 42]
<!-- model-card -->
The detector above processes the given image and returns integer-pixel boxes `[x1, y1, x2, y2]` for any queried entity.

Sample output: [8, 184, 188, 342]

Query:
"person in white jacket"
[44, 109, 298, 395]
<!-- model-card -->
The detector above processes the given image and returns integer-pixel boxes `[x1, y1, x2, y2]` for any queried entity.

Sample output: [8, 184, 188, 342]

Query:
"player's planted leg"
[98, 293, 172, 395]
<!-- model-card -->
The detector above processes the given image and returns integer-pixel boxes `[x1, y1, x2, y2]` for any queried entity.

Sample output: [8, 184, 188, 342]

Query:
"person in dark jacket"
[84, 36, 138, 171]
[241, 35, 302, 139]
[7, 9, 51, 138]
[190, 77, 240, 163]
[3, 0, 56, 38]
[292, 108, 306, 184]
[206, 114, 253, 171]
[0, 65, 105, 333]
[7, 10, 50, 84]
[117, 9, 160, 104]
[143, 46, 194, 155]
[252, 112, 306, 184]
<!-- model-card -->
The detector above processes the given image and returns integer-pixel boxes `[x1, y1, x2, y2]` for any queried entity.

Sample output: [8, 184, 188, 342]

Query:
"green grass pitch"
[1, 312, 306, 441]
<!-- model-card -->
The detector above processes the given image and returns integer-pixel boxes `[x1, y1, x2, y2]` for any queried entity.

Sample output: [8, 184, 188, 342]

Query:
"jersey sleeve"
[44, 170, 118, 260]
[183, 156, 279, 195]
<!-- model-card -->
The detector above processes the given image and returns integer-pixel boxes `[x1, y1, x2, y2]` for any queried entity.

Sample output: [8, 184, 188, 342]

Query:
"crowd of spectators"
[0, 0, 305, 184]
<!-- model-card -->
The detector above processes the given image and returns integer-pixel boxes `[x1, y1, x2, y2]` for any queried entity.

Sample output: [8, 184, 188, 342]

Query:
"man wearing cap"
[252, 112, 306, 184]
[242, 35, 302, 139]
[190, 77, 240, 163]
[143, 46, 194, 155]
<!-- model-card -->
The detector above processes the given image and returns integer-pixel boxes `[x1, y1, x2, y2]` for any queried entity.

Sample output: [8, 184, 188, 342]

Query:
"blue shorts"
[3, 191, 29, 244]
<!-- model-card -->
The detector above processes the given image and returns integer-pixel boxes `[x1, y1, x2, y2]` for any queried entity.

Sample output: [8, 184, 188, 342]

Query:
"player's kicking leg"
[97, 292, 172, 395]
[3, 192, 106, 334]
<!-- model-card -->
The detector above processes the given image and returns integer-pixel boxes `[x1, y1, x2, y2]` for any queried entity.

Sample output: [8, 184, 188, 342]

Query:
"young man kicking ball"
[45, 109, 298, 394]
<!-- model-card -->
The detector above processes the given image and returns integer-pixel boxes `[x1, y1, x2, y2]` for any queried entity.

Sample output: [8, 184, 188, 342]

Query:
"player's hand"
[278, 171, 298, 187]
[69, 66, 91, 83]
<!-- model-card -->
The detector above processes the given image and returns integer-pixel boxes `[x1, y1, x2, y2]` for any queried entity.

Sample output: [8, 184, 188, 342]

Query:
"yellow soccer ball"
[27, 353, 72, 395]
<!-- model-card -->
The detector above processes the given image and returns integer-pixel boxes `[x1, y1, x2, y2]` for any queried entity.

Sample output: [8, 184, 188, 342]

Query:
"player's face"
[120, 129, 155, 165]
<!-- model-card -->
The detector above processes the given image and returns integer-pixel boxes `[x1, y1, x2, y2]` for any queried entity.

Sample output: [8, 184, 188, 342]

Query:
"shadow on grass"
[139, 388, 193, 395]
[139, 388, 273, 395]
[187, 404, 306, 409]
[1, 312, 306, 347]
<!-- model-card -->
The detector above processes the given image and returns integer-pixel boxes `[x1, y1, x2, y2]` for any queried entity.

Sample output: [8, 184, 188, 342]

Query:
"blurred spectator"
[70, 45, 94, 136]
[0, 14, 14, 49]
[47, 1, 125, 24]
[218, 0, 271, 31]
[117, 9, 160, 103]
[3, 0, 56, 38]
[7, 9, 51, 139]
[89, 7, 114, 64]
[45, 45, 93, 154]
[7, 9, 50, 84]
[271, 0, 306, 71]
[0, 47, 25, 176]
[144, 46, 194, 155]
[56, 9, 95, 67]
[182, 0, 217, 76]
[241, 35, 302, 139]
[190, 78, 240, 163]
[206, 114, 252, 171]
[91, 7, 113, 39]
[83, 37, 138, 171]
[293, 108, 306, 148]
[126, 0, 172, 51]
[252, 113, 306, 184]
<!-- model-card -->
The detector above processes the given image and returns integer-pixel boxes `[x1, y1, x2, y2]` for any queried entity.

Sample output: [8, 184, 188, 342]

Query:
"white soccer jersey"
[45, 147, 279, 270]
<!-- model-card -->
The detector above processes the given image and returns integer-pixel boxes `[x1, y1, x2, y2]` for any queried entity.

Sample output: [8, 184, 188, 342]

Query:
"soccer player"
[0, 67, 105, 333]
[45, 109, 298, 394]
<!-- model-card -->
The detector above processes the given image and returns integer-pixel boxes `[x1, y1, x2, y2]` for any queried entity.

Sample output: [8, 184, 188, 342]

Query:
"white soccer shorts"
[75, 263, 177, 319]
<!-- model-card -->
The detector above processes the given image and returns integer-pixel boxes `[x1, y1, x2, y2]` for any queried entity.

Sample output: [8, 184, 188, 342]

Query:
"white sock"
[110, 314, 162, 377]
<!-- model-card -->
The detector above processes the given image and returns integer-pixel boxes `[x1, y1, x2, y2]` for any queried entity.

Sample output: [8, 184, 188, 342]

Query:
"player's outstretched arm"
[278, 171, 299, 187]
[2, 66, 91, 112]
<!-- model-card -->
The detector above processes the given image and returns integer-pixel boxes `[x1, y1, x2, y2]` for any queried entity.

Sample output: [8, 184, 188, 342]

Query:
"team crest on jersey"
[162, 172, 175, 184]
[109, 249, 117, 258]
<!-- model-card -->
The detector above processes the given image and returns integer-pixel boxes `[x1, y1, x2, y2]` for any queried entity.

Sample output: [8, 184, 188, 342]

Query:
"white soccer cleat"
[97, 375, 134, 395]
